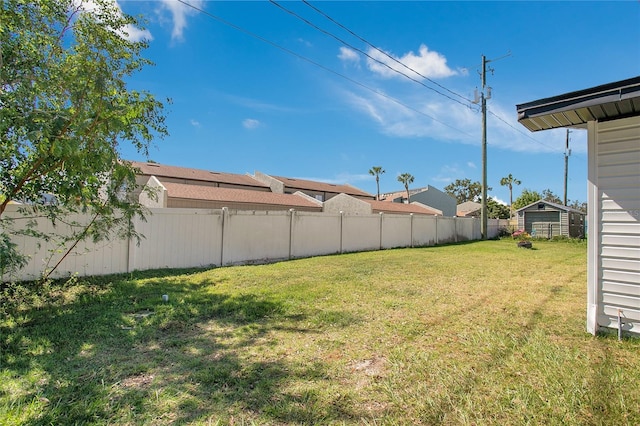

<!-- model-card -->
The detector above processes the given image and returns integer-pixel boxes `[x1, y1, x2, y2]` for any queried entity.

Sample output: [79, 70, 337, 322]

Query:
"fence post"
[410, 213, 414, 248]
[288, 209, 295, 260]
[220, 207, 228, 266]
[379, 212, 384, 250]
[339, 211, 344, 254]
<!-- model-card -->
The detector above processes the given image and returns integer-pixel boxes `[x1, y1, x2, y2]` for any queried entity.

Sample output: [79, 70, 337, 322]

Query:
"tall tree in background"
[499, 174, 521, 219]
[512, 189, 543, 211]
[397, 173, 414, 203]
[444, 178, 491, 204]
[368, 166, 385, 201]
[0, 0, 168, 277]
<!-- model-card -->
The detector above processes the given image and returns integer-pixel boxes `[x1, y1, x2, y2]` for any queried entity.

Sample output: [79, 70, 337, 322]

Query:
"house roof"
[457, 201, 481, 214]
[379, 190, 405, 202]
[365, 200, 439, 215]
[515, 199, 585, 215]
[131, 161, 268, 189]
[269, 175, 373, 198]
[516, 76, 640, 132]
[162, 182, 321, 208]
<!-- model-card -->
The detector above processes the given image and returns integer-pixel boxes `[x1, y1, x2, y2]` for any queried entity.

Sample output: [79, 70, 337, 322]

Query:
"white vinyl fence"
[2, 205, 508, 282]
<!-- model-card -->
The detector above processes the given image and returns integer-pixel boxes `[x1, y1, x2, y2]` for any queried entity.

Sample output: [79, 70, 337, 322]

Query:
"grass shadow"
[0, 274, 362, 424]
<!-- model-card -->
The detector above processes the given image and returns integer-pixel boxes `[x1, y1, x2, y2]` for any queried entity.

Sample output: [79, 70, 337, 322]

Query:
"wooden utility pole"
[475, 55, 492, 239]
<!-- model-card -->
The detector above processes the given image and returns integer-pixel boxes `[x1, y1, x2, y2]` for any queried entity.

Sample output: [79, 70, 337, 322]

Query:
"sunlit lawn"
[1, 239, 638, 425]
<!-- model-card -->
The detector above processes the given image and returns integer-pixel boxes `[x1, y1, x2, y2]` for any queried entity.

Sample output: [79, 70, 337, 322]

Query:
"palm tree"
[368, 166, 385, 200]
[500, 173, 521, 219]
[397, 173, 414, 203]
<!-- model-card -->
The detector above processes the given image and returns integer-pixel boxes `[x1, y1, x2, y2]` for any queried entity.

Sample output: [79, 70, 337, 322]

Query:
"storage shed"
[516, 199, 585, 238]
[517, 76, 640, 336]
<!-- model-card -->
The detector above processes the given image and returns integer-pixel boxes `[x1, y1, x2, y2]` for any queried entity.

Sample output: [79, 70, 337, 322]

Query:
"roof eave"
[516, 76, 640, 132]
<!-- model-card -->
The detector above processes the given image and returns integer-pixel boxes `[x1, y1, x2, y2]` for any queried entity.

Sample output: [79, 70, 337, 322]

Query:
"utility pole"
[564, 129, 571, 206]
[473, 55, 492, 239]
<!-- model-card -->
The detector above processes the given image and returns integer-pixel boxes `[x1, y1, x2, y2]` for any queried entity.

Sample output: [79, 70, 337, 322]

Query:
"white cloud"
[74, 0, 152, 42]
[242, 119, 260, 129]
[366, 44, 457, 80]
[338, 47, 360, 65]
[338, 86, 571, 155]
[190, 119, 200, 127]
[467, 162, 477, 169]
[158, 0, 203, 42]
[491, 196, 508, 205]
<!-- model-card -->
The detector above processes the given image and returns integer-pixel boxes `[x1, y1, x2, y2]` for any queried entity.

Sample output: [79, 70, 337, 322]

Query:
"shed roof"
[131, 161, 268, 189]
[515, 199, 585, 215]
[270, 175, 373, 198]
[162, 182, 321, 208]
[516, 76, 640, 132]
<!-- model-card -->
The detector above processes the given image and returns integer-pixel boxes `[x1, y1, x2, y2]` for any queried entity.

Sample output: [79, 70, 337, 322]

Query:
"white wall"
[2, 204, 508, 282]
[587, 116, 640, 335]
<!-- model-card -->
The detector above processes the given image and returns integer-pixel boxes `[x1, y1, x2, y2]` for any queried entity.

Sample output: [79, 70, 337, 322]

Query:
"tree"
[1, 0, 168, 278]
[368, 166, 385, 201]
[397, 173, 414, 203]
[487, 198, 510, 219]
[542, 189, 562, 204]
[499, 174, 521, 219]
[444, 178, 491, 204]
[512, 189, 543, 211]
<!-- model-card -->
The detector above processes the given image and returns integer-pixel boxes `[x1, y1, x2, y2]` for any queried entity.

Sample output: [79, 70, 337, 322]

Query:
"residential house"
[517, 76, 640, 336]
[380, 185, 456, 216]
[457, 201, 482, 217]
[252, 171, 374, 202]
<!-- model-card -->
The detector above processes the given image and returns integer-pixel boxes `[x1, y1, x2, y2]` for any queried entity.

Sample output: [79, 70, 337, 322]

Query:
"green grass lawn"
[1, 239, 638, 425]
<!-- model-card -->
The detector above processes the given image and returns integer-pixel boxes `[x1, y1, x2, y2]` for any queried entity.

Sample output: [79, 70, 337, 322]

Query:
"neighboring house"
[132, 161, 270, 192]
[132, 161, 373, 213]
[380, 185, 456, 216]
[253, 171, 374, 202]
[457, 201, 482, 217]
[144, 178, 322, 212]
[517, 76, 640, 336]
[323, 193, 440, 216]
[515, 200, 585, 238]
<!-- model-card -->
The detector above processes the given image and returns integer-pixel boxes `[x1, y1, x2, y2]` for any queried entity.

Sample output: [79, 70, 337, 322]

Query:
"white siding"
[590, 116, 640, 335]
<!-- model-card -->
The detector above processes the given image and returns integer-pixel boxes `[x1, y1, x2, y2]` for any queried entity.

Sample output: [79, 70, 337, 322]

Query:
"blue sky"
[116, 1, 640, 205]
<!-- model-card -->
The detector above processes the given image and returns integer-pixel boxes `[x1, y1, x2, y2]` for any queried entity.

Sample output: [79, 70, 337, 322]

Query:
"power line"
[301, 0, 474, 105]
[486, 108, 563, 153]
[174, 0, 476, 138]
[269, 0, 475, 110]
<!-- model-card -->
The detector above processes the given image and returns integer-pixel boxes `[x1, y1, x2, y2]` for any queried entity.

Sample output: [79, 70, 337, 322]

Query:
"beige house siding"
[166, 198, 322, 212]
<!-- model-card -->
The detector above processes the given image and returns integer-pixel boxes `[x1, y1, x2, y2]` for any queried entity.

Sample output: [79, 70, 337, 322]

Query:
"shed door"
[525, 211, 559, 238]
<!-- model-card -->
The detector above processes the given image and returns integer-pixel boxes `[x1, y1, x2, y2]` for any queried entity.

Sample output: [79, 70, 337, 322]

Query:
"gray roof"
[515, 199, 585, 215]
[516, 76, 640, 132]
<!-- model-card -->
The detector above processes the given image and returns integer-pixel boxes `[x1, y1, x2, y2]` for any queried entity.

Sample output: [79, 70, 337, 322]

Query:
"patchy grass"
[1, 239, 638, 425]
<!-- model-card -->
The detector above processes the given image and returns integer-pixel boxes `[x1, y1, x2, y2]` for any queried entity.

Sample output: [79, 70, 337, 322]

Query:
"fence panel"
[381, 214, 412, 249]
[291, 212, 341, 258]
[342, 214, 381, 252]
[1, 205, 129, 281]
[132, 208, 222, 270]
[436, 217, 457, 244]
[222, 210, 290, 265]
[413, 216, 437, 247]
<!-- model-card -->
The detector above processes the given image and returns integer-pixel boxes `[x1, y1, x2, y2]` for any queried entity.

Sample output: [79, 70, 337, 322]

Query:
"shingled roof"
[270, 175, 373, 198]
[131, 161, 268, 189]
[162, 182, 321, 209]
